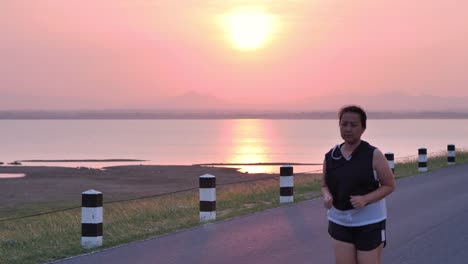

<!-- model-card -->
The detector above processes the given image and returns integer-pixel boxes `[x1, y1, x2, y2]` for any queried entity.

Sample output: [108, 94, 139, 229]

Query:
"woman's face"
[339, 112, 365, 144]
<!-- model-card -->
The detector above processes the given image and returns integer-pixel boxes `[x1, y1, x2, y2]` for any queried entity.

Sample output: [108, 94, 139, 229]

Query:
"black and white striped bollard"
[81, 190, 103, 249]
[199, 174, 216, 222]
[280, 165, 294, 203]
[447, 144, 456, 165]
[418, 148, 428, 173]
[385, 152, 395, 174]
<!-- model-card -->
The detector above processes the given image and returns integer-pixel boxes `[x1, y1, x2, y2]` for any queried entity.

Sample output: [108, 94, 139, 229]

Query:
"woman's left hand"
[350, 195, 367, 209]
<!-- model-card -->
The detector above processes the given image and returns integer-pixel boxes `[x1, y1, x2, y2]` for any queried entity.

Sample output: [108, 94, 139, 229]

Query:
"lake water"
[1, 119, 467, 173]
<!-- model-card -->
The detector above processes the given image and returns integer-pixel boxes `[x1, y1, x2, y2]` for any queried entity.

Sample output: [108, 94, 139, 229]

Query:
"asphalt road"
[54, 164, 468, 264]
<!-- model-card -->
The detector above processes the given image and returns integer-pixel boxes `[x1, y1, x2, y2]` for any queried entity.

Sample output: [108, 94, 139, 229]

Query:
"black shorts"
[328, 220, 386, 251]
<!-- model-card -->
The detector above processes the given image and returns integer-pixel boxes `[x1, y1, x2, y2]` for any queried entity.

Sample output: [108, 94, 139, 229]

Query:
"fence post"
[199, 174, 216, 222]
[418, 148, 428, 172]
[447, 144, 456, 165]
[81, 190, 103, 249]
[385, 152, 395, 174]
[280, 165, 294, 203]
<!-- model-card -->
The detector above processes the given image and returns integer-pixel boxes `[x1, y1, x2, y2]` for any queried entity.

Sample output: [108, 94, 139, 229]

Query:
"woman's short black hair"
[339, 105, 367, 128]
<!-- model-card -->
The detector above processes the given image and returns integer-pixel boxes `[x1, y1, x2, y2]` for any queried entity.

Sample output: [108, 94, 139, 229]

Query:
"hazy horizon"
[1, 1, 467, 110]
[2, 91, 468, 112]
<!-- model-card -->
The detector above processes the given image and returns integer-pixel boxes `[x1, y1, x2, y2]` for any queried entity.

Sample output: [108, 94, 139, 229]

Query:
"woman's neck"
[342, 139, 362, 152]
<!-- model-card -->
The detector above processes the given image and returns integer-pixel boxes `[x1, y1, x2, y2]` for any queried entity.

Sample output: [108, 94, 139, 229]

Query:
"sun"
[222, 8, 277, 51]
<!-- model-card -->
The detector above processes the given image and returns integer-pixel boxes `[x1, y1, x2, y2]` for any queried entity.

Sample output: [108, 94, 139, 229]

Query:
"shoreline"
[17, 159, 146, 162]
[0, 160, 151, 169]
[0, 161, 322, 173]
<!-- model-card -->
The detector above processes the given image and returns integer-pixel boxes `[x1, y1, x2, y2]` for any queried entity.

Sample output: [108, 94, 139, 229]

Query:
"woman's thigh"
[357, 244, 383, 264]
[333, 239, 357, 264]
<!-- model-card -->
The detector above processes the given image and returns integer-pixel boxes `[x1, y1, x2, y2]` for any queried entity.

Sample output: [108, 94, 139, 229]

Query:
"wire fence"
[0, 149, 463, 223]
[0, 169, 320, 223]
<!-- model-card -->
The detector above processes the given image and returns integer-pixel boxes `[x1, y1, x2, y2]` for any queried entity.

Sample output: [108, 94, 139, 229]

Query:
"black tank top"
[325, 140, 379, 211]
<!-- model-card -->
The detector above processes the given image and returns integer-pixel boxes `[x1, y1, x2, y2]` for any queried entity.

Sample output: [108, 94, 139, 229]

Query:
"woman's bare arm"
[321, 158, 333, 209]
[350, 148, 396, 208]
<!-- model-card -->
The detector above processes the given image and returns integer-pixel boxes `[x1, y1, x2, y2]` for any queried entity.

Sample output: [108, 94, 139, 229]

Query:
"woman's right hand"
[323, 194, 333, 209]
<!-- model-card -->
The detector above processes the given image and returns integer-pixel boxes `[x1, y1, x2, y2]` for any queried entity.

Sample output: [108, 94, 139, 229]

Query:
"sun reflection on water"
[226, 119, 275, 174]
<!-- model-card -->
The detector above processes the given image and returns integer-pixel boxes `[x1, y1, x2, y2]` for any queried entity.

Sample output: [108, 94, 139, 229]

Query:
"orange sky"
[1, 0, 468, 110]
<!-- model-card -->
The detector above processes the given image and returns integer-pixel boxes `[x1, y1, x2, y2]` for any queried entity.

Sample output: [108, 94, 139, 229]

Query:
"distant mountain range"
[1, 91, 468, 118]
[1, 110, 468, 119]
[291, 92, 468, 112]
[144, 91, 468, 112]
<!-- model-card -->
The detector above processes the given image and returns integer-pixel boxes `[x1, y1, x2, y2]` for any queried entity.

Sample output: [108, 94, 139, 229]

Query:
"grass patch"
[394, 151, 468, 179]
[1, 151, 468, 263]
[0, 201, 79, 220]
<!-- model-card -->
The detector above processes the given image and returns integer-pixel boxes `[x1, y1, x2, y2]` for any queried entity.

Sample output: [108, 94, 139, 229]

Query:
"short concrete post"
[81, 190, 103, 249]
[447, 144, 456, 165]
[385, 152, 395, 174]
[280, 165, 294, 203]
[199, 174, 216, 222]
[418, 148, 428, 172]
